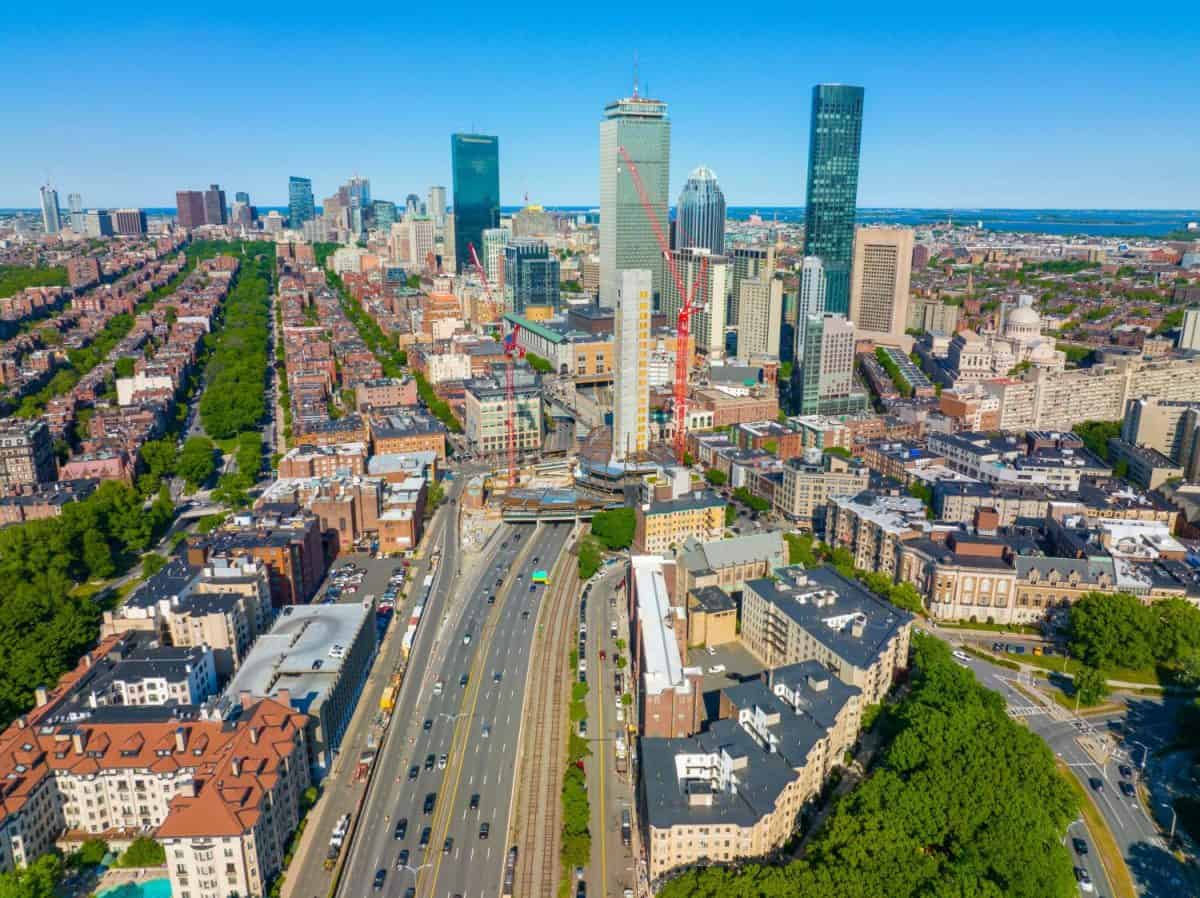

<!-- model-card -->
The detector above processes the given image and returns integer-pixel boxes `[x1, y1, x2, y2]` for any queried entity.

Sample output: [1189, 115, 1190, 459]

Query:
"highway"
[338, 520, 573, 898]
[960, 653, 1190, 897]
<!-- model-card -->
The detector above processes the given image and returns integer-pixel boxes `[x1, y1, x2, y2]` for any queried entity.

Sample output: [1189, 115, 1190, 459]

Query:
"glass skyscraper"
[676, 166, 725, 255]
[288, 176, 315, 228]
[40, 185, 61, 235]
[372, 200, 398, 231]
[504, 239, 560, 313]
[451, 133, 500, 273]
[803, 84, 864, 316]
[599, 94, 669, 307]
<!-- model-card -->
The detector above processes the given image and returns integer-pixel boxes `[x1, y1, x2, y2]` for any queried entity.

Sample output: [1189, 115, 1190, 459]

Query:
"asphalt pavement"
[337, 521, 573, 898]
[959, 652, 1190, 897]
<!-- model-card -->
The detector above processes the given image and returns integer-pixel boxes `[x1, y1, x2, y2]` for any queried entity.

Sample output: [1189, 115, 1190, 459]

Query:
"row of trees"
[874, 347, 913, 397]
[198, 246, 274, 439]
[658, 637, 1080, 898]
[0, 480, 174, 725]
[1069, 590, 1200, 679]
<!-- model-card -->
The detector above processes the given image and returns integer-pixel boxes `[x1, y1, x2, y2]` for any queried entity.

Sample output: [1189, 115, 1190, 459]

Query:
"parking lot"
[685, 641, 765, 722]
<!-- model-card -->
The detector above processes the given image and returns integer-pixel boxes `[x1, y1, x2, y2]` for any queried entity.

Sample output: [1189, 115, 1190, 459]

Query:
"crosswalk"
[1006, 705, 1045, 718]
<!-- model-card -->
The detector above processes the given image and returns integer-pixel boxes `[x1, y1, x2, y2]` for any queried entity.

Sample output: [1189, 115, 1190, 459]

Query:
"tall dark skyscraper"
[676, 166, 725, 255]
[235, 191, 250, 205]
[202, 184, 227, 225]
[803, 84, 864, 316]
[175, 190, 206, 230]
[288, 176, 315, 228]
[451, 133, 500, 272]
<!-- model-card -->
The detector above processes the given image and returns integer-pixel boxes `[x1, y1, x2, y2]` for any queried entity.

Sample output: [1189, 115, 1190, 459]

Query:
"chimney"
[175, 727, 186, 753]
[275, 688, 291, 707]
[851, 618, 865, 639]
[239, 690, 254, 710]
[249, 727, 259, 744]
[231, 757, 242, 777]
[34, 686, 49, 707]
[72, 732, 84, 754]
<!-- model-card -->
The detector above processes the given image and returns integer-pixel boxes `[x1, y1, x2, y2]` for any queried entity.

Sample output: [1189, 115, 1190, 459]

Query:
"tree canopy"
[658, 637, 1079, 898]
[1069, 592, 1200, 677]
[590, 507, 635, 550]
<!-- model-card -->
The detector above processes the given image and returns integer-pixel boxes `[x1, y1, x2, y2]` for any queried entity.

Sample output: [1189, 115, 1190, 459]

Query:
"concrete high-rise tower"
[40, 185, 61, 235]
[803, 84, 864, 316]
[612, 269, 653, 463]
[600, 93, 670, 307]
[795, 256, 828, 363]
[427, 186, 446, 228]
[676, 166, 725, 255]
[850, 226, 914, 347]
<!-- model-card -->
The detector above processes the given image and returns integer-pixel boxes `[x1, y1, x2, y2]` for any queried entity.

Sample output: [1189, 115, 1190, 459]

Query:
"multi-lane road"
[960, 652, 1191, 897]
[338, 520, 574, 898]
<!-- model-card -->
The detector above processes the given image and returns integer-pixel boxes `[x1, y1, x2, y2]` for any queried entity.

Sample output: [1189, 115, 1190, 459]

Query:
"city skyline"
[2, 9, 1196, 209]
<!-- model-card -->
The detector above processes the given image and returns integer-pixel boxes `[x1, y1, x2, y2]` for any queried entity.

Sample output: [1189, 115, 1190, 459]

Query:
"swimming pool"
[96, 878, 171, 898]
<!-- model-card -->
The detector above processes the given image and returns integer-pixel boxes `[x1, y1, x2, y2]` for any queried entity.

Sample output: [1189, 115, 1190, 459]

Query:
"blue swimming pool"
[96, 878, 171, 898]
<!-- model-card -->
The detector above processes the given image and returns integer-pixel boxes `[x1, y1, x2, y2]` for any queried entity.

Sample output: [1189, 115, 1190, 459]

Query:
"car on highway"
[482, 722, 491, 738]
[579, 719, 587, 736]
[424, 718, 433, 731]
[1088, 777, 1103, 792]
[438, 753, 447, 769]
[460, 673, 469, 687]
[708, 664, 727, 674]
[425, 753, 435, 770]
[419, 826, 431, 848]
[443, 836, 454, 855]
[488, 593, 496, 604]
[394, 818, 407, 840]
[493, 671, 502, 684]
[576, 881, 587, 897]
[424, 793, 437, 814]
[469, 793, 480, 810]
[1119, 764, 1134, 779]
[396, 848, 409, 868]
[433, 680, 443, 695]
[408, 765, 419, 781]
[479, 822, 490, 839]
[373, 869, 387, 890]
[1119, 780, 1136, 798]
[404, 889, 415, 898]
[1072, 837, 1088, 855]
[1075, 867, 1093, 892]
[463, 632, 472, 645]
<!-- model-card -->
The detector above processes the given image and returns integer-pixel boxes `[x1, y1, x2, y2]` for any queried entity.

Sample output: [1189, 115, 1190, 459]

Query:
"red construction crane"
[616, 146, 707, 463]
[469, 242, 522, 489]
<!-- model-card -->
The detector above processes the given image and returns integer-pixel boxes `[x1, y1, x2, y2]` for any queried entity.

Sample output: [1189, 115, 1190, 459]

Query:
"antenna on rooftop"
[633, 51, 639, 98]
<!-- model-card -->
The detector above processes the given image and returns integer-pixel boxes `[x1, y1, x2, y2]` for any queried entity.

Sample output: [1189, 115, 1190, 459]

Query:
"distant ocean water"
[4, 206, 1196, 239]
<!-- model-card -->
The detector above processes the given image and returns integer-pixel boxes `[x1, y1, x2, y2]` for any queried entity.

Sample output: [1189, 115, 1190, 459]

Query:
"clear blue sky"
[4, 4, 1197, 209]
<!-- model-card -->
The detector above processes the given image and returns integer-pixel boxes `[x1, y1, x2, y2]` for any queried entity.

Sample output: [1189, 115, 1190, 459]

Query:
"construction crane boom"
[617, 146, 706, 463]
[469, 242, 521, 488]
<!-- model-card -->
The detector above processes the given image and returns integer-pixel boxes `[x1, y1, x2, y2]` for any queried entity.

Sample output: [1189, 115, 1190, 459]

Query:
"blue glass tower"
[288, 176, 315, 228]
[451, 133, 500, 272]
[803, 84, 864, 316]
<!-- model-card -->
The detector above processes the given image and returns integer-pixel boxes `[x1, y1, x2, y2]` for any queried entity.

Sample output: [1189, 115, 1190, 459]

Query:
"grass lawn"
[939, 620, 1042, 635]
[69, 581, 107, 601]
[1003, 651, 1161, 686]
[962, 645, 1020, 670]
[1057, 759, 1137, 898]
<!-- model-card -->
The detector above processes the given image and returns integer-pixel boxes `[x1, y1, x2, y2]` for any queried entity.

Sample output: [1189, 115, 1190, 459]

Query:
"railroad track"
[512, 542, 579, 897]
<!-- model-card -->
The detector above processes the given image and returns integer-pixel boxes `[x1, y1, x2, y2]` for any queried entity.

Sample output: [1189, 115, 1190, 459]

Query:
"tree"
[822, 445, 851, 459]
[1068, 591, 1154, 671]
[784, 532, 819, 567]
[138, 437, 178, 495]
[724, 504, 737, 526]
[0, 852, 62, 898]
[590, 508, 635, 550]
[67, 838, 109, 869]
[704, 468, 727, 486]
[1072, 420, 1121, 461]
[732, 487, 769, 514]
[115, 836, 165, 868]
[142, 553, 167, 579]
[113, 356, 136, 378]
[578, 536, 602, 580]
[1073, 666, 1108, 707]
[82, 529, 115, 580]
[525, 352, 554, 374]
[176, 437, 216, 490]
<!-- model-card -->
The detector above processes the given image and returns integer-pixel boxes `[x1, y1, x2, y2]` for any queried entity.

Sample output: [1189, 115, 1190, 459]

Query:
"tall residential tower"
[612, 269, 653, 463]
[803, 84, 864, 316]
[40, 185, 61, 235]
[600, 93, 670, 307]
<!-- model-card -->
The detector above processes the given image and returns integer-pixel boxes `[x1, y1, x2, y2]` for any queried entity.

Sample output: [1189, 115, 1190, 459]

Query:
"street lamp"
[1129, 739, 1149, 771]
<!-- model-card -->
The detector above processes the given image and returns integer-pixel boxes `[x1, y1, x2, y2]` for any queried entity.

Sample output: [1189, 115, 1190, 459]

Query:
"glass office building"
[451, 133, 500, 273]
[676, 166, 725, 255]
[288, 176, 315, 228]
[803, 84, 864, 316]
[504, 239, 560, 313]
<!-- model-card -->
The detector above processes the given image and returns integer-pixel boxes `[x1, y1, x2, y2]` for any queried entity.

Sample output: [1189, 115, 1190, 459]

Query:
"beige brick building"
[634, 492, 725, 556]
[773, 451, 868, 529]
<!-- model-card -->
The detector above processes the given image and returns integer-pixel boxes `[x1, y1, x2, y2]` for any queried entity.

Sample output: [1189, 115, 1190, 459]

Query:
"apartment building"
[824, 492, 931, 578]
[634, 491, 726, 556]
[932, 480, 1051, 526]
[1121, 397, 1200, 460]
[740, 565, 913, 705]
[276, 442, 368, 479]
[774, 450, 869, 528]
[0, 418, 56, 487]
[641, 661, 861, 882]
[103, 554, 274, 678]
[354, 376, 418, 411]
[194, 508, 327, 607]
[462, 371, 543, 458]
[1106, 438, 1184, 490]
[370, 412, 447, 460]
